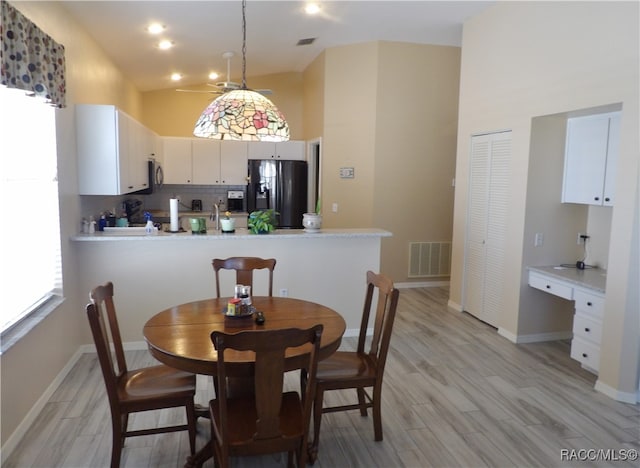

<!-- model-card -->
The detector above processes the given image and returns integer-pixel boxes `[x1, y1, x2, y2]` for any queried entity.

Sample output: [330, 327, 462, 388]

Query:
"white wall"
[72, 234, 385, 339]
[450, 1, 639, 400]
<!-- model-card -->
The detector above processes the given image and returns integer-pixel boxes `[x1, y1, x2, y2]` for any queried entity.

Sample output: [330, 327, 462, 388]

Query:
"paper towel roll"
[170, 198, 179, 232]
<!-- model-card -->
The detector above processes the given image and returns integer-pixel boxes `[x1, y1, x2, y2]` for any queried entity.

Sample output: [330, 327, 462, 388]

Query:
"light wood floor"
[5, 287, 639, 467]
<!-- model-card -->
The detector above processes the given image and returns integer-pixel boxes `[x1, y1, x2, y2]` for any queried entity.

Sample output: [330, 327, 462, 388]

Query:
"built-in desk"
[528, 266, 607, 374]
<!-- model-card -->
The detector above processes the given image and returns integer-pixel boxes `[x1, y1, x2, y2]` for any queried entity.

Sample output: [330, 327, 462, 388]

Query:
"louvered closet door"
[463, 131, 511, 327]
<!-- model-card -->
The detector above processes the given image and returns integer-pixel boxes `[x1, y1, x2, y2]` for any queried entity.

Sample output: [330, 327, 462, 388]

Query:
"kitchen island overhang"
[71, 228, 391, 343]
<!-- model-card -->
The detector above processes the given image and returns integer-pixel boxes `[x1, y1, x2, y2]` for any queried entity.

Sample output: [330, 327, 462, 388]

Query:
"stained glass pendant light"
[193, 0, 289, 141]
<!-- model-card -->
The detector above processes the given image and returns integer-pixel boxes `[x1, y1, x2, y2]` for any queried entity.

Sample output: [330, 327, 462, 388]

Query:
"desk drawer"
[570, 336, 600, 373]
[572, 313, 602, 345]
[529, 272, 573, 300]
[574, 289, 604, 319]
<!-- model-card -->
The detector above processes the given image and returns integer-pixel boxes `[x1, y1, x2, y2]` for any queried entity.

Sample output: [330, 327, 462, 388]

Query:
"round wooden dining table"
[144, 296, 346, 466]
[143, 296, 346, 377]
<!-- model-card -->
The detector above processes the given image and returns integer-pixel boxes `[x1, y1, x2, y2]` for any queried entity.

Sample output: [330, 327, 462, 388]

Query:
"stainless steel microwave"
[135, 159, 164, 195]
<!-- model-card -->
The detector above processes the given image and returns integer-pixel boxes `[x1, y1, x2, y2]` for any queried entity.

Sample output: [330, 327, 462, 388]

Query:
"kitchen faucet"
[211, 203, 220, 230]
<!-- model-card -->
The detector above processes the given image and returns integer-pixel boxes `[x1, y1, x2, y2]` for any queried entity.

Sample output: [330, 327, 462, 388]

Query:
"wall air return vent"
[408, 242, 451, 277]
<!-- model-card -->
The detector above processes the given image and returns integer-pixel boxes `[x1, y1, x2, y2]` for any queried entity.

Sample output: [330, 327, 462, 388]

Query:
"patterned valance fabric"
[1, 1, 66, 107]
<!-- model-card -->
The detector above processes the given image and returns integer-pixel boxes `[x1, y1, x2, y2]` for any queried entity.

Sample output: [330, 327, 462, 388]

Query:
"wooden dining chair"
[206, 325, 323, 468]
[212, 256, 276, 297]
[303, 270, 400, 464]
[86, 282, 197, 468]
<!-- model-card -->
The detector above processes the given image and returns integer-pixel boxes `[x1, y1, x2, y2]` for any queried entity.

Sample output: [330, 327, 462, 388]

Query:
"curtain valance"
[1, 1, 66, 107]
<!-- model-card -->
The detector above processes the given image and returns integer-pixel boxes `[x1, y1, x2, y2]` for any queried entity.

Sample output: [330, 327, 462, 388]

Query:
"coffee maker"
[227, 190, 244, 212]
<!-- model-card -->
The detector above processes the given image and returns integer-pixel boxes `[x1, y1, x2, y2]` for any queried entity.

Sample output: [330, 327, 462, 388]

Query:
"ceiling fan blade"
[176, 89, 221, 94]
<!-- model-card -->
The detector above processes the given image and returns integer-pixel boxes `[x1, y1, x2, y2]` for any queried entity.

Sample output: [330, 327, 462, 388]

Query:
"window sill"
[0, 295, 65, 355]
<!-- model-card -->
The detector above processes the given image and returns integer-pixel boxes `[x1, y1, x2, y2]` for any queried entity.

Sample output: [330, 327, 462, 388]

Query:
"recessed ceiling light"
[170, 73, 182, 81]
[158, 40, 174, 50]
[305, 3, 321, 15]
[147, 23, 165, 35]
[208, 72, 219, 81]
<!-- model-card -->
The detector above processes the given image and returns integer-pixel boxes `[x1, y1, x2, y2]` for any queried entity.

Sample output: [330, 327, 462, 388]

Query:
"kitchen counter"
[71, 228, 391, 242]
[528, 265, 607, 294]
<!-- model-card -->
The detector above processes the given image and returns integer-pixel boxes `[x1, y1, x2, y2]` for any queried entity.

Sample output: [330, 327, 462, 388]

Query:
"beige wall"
[141, 72, 304, 139]
[450, 1, 639, 399]
[320, 42, 460, 282]
[321, 42, 379, 229]
[1, 1, 142, 449]
[374, 42, 459, 282]
[302, 51, 325, 141]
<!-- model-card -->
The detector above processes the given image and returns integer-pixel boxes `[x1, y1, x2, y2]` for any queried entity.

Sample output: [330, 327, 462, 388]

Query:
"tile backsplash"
[79, 184, 246, 229]
[145, 184, 246, 214]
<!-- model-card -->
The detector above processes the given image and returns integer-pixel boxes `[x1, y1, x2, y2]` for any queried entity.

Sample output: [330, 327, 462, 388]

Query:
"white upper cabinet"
[126, 116, 154, 193]
[562, 112, 620, 206]
[163, 138, 248, 185]
[220, 141, 248, 185]
[191, 139, 221, 185]
[76, 104, 157, 195]
[247, 140, 305, 160]
[163, 137, 193, 184]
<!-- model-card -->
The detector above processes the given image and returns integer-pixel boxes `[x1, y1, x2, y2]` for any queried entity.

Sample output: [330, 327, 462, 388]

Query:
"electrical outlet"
[332, 202, 338, 213]
[279, 288, 288, 297]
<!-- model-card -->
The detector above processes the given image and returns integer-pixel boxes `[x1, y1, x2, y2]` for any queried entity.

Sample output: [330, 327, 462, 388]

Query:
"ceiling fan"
[176, 51, 272, 95]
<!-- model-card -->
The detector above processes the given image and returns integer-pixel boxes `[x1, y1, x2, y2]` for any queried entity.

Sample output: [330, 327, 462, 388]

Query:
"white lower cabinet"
[569, 289, 604, 373]
[528, 270, 604, 373]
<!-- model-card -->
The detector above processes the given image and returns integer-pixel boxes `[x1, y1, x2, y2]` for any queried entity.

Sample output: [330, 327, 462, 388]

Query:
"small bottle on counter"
[144, 212, 155, 235]
[82, 218, 89, 233]
[89, 216, 96, 234]
[98, 214, 107, 231]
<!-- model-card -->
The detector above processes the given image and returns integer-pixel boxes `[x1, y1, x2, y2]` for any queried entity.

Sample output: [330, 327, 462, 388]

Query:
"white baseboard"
[447, 300, 463, 312]
[0, 342, 151, 462]
[594, 379, 640, 404]
[498, 328, 572, 344]
[396, 281, 450, 288]
[124, 340, 150, 351]
[1, 347, 86, 464]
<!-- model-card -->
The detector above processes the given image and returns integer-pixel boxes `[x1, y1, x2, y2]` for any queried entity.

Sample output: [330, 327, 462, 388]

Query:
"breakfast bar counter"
[71, 228, 391, 342]
[71, 228, 390, 241]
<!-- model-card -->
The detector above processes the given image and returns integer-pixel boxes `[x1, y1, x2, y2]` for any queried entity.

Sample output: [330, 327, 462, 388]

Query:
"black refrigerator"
[247, 160, 308, 229]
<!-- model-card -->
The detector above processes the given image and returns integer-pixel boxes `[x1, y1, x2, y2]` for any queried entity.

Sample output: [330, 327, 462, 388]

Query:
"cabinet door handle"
[546, 285, 551, 289]
[594, 196, 600, 201]
[604, 197, 610, 202]
[587, 301, 592, 306]
[584, 327, 590, 332]
[582, 353, 588, 358]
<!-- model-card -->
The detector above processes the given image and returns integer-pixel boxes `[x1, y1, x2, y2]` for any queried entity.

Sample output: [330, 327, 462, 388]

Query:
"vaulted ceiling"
[60, 1, 493, 91]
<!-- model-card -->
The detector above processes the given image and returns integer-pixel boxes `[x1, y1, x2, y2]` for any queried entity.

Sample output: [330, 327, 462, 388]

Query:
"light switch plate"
[534, 232, 544, 247]
[339, 167, 354, 178]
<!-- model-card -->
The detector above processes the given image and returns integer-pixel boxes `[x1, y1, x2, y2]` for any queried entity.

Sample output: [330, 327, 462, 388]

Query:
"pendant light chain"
[193, 0, 289, 141]
[241, 0, 247, 89]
